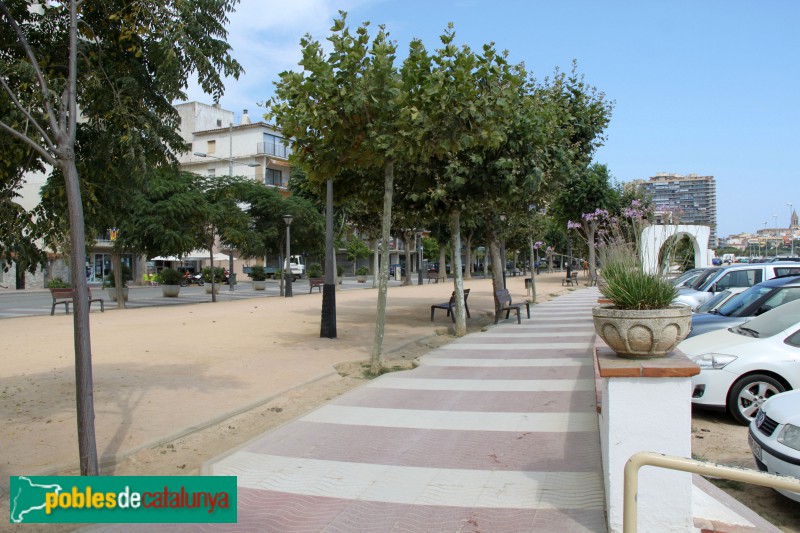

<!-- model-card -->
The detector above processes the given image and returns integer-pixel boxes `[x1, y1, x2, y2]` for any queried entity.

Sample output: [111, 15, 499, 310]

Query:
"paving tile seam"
[417, 357, 592, 367]
[299, 405, 599, 432]
[365, 377, 597, 391]
[440, 343, 593, 350]
[212, 452, 605, 510]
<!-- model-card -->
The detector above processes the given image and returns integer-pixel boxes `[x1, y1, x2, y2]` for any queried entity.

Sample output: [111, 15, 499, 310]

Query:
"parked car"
[693, 286, 747, 314]
[671, 268, 706, 289]
[679, 298, 800, 424]
[687, 276, 800, 338]
[749, 390, 800, 502]
[674, 262, 800, 309]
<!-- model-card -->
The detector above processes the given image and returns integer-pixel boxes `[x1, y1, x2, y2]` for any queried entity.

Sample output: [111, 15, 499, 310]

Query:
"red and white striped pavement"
[194, 289, 607, 532]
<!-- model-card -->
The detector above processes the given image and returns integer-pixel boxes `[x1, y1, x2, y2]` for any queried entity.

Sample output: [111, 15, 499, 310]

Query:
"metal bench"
[494, 289, 530, 324]
[431, 289, 470, 322]
[308, 278, 324, 293]
[50, 287, 104, 316]
[426, 271, 439, 284]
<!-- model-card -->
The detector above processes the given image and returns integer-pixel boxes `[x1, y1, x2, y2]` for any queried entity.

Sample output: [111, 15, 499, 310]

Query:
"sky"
[182, 0, 800, 238]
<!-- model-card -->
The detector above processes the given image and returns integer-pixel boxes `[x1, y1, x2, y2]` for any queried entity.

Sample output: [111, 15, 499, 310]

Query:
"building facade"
[632, 173, 718, 247]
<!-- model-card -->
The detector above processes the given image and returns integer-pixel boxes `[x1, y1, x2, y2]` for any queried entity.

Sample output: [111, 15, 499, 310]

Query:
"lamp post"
[788, 203, 795, 256]
[773, 215, 778, 256]
[283, 214, 294, 298]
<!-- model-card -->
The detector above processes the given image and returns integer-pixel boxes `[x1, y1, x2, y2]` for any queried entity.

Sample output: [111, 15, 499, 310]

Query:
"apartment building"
[630, 173, 718, 247]
[175, 102, 291, 191]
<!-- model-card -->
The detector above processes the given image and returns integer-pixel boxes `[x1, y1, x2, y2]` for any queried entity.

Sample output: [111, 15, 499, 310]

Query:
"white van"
[674, 262, 800, 308]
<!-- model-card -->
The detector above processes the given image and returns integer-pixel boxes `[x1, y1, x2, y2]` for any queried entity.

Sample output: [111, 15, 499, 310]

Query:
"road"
[0, 277, 408, 319]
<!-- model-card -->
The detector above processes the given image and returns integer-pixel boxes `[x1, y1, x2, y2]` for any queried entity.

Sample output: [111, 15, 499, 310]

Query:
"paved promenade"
[191, 289, 604, 531]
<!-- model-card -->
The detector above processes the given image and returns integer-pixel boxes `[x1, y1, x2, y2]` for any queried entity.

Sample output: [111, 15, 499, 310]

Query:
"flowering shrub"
[571, 200, 679, 310]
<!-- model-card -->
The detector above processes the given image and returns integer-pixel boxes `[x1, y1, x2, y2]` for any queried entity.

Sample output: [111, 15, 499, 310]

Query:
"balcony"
[257, 139, 292, 159]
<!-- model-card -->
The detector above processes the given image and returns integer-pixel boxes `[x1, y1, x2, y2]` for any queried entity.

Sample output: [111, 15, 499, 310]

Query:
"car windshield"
[672, 270, 700, 287]
[716, 286, 772, 317]
[737, 298, 800, 338]
[696, 290, 732, 313]
[690, 268, 720, 290]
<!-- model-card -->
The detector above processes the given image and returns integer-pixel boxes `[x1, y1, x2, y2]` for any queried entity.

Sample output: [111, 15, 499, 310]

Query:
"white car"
[749, 390, 800, 502]
[679, 298, 800, 425]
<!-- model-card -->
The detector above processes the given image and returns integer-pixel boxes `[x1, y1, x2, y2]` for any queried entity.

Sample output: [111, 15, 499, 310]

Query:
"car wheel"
[727, 374, 786, 425]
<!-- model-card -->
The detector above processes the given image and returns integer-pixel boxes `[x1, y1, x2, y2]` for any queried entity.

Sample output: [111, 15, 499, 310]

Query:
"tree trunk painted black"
[320, 179, 337, 338]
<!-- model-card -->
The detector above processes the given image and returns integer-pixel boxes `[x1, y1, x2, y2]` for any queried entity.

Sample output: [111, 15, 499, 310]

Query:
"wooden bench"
[426, 271, 439, 284]
[494, 289, 530, 324]
[308, 278, 324, 293]
[562, 270, 578, 286]
[431, 289, 471, 322]
[50, 287, 104, 316]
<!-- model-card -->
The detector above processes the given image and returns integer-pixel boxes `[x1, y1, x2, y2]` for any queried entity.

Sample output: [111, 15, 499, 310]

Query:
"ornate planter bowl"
[252, 280, 267, 290]
[592, 305, 691, 358]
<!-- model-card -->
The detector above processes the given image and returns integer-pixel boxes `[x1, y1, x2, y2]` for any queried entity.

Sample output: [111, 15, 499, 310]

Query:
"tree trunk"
[111, 250, 125, 309]
[62, 158, 99, 475]
[464, 234, 473, 280]
[528, 238, 537, 303]
[403, 230, 413, 286]
[450, 211, 467, 336]
[438, 246, 447, 282]
[585, 220, 598, 282]
[488, 231, 504, 307]
[370, 161, 395, 375]
[371, 238, 379, 289]
[209, 235, 217, 302]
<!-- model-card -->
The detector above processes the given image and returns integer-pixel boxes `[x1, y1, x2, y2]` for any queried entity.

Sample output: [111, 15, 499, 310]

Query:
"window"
[216, 119, 222, 127]
[207, 168, 215, 177]
[265, 169, 282, 186]
[715, 269, 761, 291]
[785, 329, 800, 348]
[207, 140, 216, 154]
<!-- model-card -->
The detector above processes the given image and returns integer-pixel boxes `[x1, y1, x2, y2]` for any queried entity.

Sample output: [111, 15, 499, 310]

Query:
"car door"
[714, 269, 763, 292]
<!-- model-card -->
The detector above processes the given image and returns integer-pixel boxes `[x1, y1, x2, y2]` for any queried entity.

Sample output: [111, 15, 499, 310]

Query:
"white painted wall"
[640, 225, 711, 274]
[599, 376, 695, 532]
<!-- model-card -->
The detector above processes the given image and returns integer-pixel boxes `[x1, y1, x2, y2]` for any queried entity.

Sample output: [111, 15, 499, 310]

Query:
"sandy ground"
[1, 271, 798, 531]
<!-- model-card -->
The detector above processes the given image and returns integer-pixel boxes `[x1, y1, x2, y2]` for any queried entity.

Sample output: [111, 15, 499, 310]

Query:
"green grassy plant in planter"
[157, 268, 182, 297]
[307, 264, 322, 279]
[248, 265, 268, 290]
[577, 202, 691, 357]
[356, 266, 369, 283]
[104, 265, 131, 302]
[202, 266, 225, 293]
[47, 278, 70, 289]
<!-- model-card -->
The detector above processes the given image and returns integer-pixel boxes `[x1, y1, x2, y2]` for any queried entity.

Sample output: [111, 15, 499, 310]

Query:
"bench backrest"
[50, 287, 94, 298]
[447, 288, 470, 305]
[494, 289, 512, 307]
[50, 288, 75, 298]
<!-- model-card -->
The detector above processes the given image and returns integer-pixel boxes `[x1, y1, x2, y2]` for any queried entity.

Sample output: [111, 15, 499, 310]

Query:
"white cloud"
[182, 0, 377, 120]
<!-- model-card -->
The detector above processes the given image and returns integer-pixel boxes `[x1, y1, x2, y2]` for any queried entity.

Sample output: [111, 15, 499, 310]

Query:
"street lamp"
[788, 203, 795, 256]
[194, 147, 258, 292]
[283, 214, 294, 298]
[773, 214, 778, 256]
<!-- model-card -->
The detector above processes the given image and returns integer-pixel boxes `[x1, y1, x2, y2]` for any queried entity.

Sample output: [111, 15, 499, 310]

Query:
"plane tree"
[0, 0, 242, 474]
[270, 13, 414, 374]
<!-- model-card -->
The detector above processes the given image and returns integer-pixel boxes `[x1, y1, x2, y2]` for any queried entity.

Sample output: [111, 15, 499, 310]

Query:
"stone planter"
[205, 284, 220, 294]
[252, 280, 267, 290]
[161, 285, 180, 297]
[356, 275, 367, 283]
[592, 305, 691, 358]
[107, 287, 129, 302]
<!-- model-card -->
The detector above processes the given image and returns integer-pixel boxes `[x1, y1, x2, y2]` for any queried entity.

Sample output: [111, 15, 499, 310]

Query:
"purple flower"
[567, 220, 582, 229]
[533, 241, 544, 249]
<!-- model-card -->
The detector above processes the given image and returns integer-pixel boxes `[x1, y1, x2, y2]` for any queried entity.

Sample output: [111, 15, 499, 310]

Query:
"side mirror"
[709, 283, 717, 293]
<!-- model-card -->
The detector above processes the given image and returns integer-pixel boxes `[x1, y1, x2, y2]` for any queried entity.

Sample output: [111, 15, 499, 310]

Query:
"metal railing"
[623, 451, 800, 533]
[256, 140, 292, 159]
